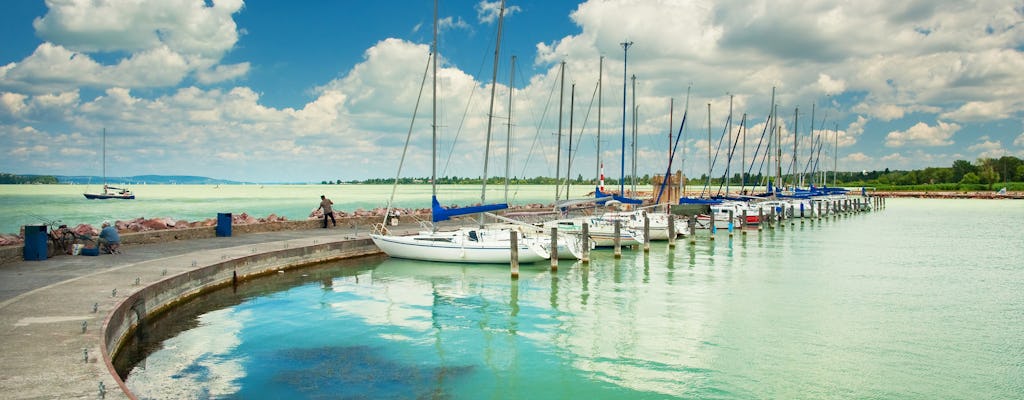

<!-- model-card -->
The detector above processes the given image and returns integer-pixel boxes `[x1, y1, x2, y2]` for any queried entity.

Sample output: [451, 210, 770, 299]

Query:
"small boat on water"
[84, 184, 135, 200]
[83, 128, 135, 200]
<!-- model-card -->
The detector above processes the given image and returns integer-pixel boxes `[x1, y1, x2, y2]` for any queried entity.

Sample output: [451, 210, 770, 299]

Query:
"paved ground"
[0, 223, 405, 399]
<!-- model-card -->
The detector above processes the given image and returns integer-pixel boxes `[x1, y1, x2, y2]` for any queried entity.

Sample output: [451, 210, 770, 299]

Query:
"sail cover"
[431, 195, 508, 222]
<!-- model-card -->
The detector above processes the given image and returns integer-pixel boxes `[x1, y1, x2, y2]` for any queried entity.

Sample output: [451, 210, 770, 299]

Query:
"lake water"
[0, 184, 591, 234]
[116, 198, 1024, 399]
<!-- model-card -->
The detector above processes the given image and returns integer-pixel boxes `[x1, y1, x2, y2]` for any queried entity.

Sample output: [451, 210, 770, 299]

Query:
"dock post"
[668, 215, 676, 248]
[817, 202, 822, 220]
[800, 202, 805, 219]
[758, 208, 764, 231]
[728, 210, 734, 237]
[769, 207, 776, 229]
[741, 210, 748, 235]
[550, 227, 558, 271]
[613, 220, 622, 258]
[581, 223, 590, 263]
[709, 209, 717, 240]
[643, 216, 651, 252]
[510, 231, 519, 278]
[688, 215, 697, 245]
[790, 205, 796, 226]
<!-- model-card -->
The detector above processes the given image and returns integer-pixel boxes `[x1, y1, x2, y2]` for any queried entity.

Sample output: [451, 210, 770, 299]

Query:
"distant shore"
[872, 190, 1023, 199]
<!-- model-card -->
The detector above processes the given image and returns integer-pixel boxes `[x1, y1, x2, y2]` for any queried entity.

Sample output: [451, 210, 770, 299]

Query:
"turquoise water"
[118, 198, 1024, 399]
[0, 184, 587, 234]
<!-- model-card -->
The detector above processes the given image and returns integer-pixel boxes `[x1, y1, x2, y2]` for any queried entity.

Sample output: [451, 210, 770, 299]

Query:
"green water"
[119, 198, 1024, 399]
[0, 184, 586, 234]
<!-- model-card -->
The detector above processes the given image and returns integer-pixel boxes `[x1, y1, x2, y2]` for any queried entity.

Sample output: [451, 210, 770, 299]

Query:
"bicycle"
[41, 219, 95, 258]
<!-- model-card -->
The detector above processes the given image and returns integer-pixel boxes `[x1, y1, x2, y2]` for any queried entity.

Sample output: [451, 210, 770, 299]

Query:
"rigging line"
[566, 78, 600, 187]
[383, 51, 433, 226]
[439, 10, 495, 181]
[516, 63, 562, 183]
[706, 112, 732, 197]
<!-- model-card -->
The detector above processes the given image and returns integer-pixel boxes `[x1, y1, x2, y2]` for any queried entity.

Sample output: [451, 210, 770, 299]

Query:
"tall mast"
[480, 0, 506, 224]
[620, 40, 633, 196]
[505, 55, 515, 203]
[567, 83, 575, 199]
[630, 74, 637, 195]
[431, 0, 438, 230]
[680, 85, 690, 198]
[555, 61, 565, 202]
[792, 107, 799, 189]
[596, 56, 603, 192]
[833, 122, 839, 187]
[668, 97, 674, 200]
[705, 102, 711, 197]
[806, 102, 815, 187]
[768, 86, 776, 192]
[102, 127, 106, 187]
[726, 94, 733, 197]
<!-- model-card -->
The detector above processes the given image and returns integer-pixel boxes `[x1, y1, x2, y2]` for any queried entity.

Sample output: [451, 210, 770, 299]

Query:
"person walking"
[319, 195, 336, 228]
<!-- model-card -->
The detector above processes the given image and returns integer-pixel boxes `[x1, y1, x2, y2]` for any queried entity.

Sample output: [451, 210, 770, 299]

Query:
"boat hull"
[83, 193, 135, 200]
[371, 231, 548, 264]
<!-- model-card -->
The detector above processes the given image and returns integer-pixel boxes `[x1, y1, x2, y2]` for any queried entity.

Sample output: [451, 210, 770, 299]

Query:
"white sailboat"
[83, 128, 134, 200]
[370, 0, 549, 264]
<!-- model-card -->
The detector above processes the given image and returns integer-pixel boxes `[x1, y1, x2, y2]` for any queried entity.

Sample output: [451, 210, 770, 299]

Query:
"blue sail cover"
[431, 195, 508, 222]
[677, 196, 722, 205]
[595, 186, 643, 205]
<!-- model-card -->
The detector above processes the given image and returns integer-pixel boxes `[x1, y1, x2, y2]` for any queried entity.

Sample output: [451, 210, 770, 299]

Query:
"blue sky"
[1, 0, 1022, 183]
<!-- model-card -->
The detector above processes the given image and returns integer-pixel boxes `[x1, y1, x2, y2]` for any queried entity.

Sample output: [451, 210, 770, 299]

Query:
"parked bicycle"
[41, 219, 96, 258]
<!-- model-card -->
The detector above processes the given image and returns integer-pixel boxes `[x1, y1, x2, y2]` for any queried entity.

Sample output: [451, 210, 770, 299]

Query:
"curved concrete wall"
[100, 237, 381, 399]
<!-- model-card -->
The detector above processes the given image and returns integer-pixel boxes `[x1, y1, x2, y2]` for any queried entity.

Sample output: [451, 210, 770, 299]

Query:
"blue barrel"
[216, 213, 232, 237]
[23, 225, 48, 260]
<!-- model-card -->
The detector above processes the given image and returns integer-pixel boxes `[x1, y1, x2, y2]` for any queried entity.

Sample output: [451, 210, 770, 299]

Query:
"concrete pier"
[0, 226, 390, 399]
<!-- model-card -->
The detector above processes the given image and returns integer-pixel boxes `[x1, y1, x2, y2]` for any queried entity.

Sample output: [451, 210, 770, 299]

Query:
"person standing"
[319, 195, 336, 228]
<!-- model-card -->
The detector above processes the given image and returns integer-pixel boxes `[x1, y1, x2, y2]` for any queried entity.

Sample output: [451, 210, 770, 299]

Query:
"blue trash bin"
[23, 225, 48, 261]
[216, 213, 232, 237]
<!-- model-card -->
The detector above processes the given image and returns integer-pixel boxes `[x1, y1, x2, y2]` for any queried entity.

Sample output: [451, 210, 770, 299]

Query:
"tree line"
[0, 173, 58, 184]
[323, 156, 1024, 191]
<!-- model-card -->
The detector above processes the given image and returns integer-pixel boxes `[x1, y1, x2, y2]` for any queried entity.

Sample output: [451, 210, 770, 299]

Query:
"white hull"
[371, 229, 548, 264]
[539, 217, 643, 248]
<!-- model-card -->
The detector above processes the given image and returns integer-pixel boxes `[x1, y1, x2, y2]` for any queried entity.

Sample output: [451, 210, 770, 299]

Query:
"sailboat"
[83, 128, 134, 200]
[370, 0, 549, 264]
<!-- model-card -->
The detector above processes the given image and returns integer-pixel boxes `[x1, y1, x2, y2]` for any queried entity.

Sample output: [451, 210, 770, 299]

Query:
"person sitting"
[98, 221, 121, 254]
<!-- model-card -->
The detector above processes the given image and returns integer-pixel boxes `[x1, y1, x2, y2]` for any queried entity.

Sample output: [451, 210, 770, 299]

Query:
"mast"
[620, 40, 633, 196]
[792, 107, 799, 190]
[768, 86, 776, 192]
[480, 0, 506, 226]
[668, 97, 673, 201]
[680, 85, 690, 198]
[706, 102, 711, 197]
[567, 82, 575, 199]
[505, 55, 515, 203]
[806, 102, 815, 187]
[102, 128, 107, 188]
[726, 94, 733, 197]
[431, 0, 438, 231]
[833, 122, 839, 187]
[630, 74, 637, 196]
[555, 60, 565, 202]
[596, 56, 603, 193]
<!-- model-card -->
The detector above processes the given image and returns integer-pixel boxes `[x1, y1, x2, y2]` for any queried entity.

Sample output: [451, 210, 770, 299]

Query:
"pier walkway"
[0, 223, 415, 399]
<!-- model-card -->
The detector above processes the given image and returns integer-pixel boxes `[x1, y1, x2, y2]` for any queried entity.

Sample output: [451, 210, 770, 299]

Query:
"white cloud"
[885, 121, 959, 147]
[1, 0, 245, 93]
[817, 74, 846, 94]
[968, 139, 1004, 159]
[476, 1, 522, 24]
[940, 100, 1012, 122]
[1015, 132, 1024, 147]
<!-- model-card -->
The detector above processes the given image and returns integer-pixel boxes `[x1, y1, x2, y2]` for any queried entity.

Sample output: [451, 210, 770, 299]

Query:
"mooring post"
[688, 215, 697, 245]
[790, 205, 796, 226]
[769, 208, 776, 229]
[758, 208, 764, 231]
[581, 222, 591, 263]
[613, 220, 622, 258]
[728, 209, 734, 237]
[741, 210, 748, 235]
[643, 216, 651, 252]
[550, 227, 559, 271]
[510, 230, 519, 278]
[667, 214, 676, 248]
[709, 209, 717, 239]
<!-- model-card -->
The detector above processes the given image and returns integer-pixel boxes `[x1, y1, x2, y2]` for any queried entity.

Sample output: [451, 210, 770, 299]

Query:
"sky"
[1, 0, 1023, 184]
